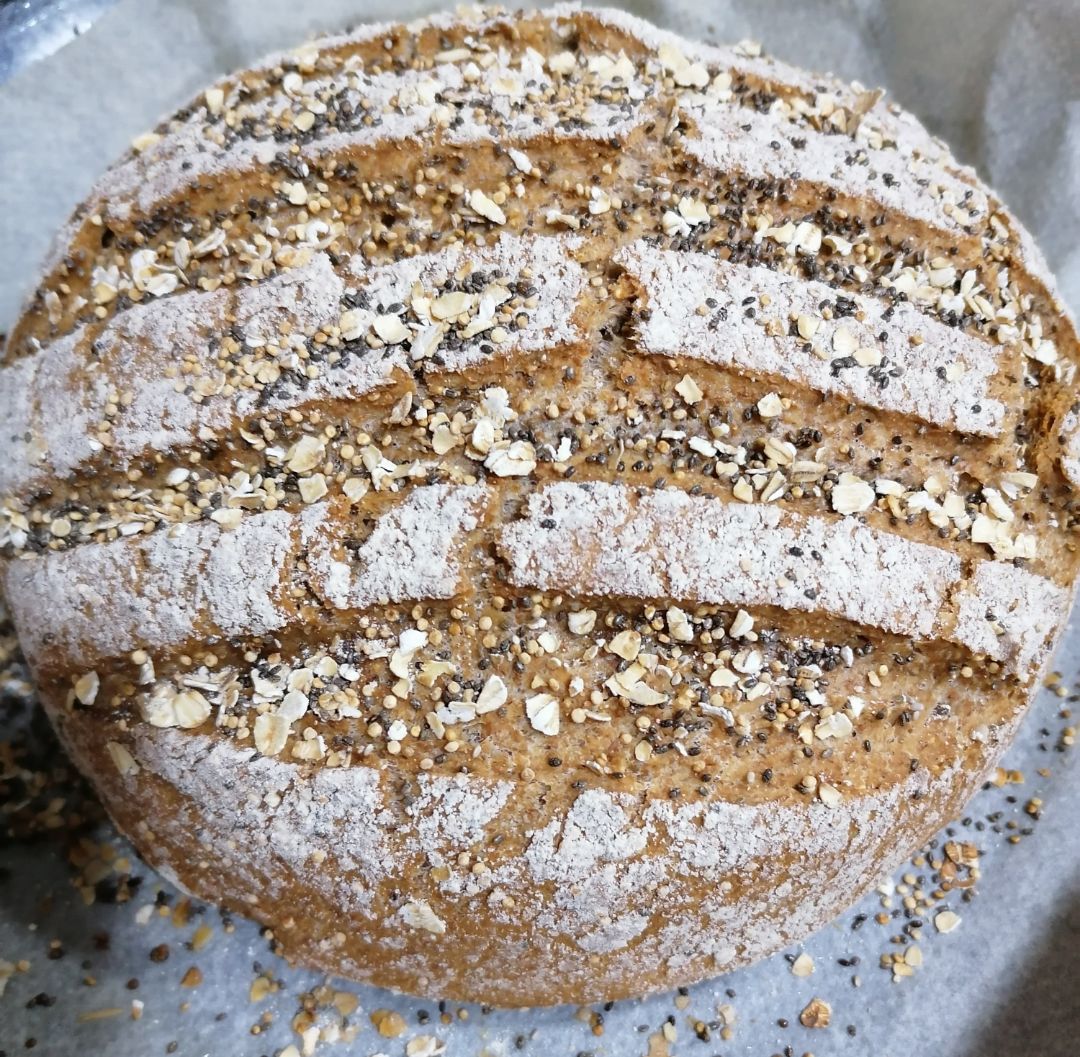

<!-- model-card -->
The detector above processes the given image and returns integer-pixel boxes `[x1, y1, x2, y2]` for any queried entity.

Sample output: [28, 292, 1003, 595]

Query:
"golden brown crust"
[2, 3, 1079, 1007]
[43, 683, 1026, 1006]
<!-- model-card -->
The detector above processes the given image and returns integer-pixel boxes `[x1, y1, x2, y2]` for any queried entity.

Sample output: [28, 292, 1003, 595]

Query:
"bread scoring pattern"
[2, 3, 1078, 1006]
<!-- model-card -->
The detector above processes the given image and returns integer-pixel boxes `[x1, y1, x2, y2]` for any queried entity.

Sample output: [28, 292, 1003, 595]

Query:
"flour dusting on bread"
[2, 3, 1077, 1007]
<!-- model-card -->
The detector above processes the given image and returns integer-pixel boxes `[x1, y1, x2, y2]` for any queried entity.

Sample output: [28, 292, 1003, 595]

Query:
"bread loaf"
[2, 3, 1078, 1007]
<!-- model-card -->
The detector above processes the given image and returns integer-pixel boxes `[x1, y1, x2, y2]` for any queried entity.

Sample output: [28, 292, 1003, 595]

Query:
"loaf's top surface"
[1, 2, 1078, 821]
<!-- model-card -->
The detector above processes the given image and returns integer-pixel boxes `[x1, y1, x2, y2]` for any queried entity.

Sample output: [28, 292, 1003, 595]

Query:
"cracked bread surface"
[2, 2, 1079, 1006]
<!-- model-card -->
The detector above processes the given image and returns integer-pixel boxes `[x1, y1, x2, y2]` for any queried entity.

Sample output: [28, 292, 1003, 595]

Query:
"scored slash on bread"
[0, 237, 588, 500]
[4, 485, 491, 672]
[617, 243, 1015, 436]
[2, 2, 1079, 1008]
[500, 481, 1067, 683]
[6, 478, 1066, 683]
[48, 5, 987, 239]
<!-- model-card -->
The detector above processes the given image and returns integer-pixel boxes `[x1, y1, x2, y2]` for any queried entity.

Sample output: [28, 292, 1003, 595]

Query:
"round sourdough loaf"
[2, 3, 1078, 1007]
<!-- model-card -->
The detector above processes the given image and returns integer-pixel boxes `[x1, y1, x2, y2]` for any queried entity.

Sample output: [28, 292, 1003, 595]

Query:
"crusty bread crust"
[2, 3, 1078, 1006]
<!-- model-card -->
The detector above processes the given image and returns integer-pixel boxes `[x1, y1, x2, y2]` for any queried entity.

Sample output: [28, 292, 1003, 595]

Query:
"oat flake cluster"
[0, 3, 1078, 1006]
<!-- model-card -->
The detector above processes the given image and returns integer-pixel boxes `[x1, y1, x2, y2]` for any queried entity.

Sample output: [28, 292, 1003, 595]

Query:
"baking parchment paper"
[1, 2, 1079, 1055]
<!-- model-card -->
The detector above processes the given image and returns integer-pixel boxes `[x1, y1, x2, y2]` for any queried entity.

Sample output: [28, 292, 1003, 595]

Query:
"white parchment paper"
[0, 3, 1078, 1056]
